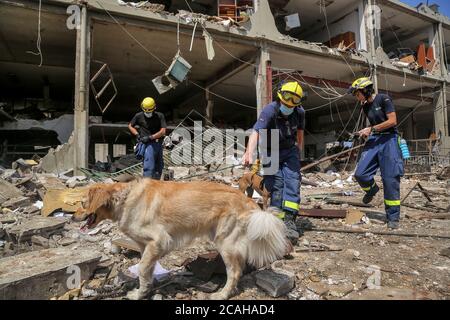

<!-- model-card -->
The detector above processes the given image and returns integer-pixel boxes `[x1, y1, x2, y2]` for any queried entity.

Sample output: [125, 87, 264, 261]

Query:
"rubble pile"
[0, 158, 449, 300]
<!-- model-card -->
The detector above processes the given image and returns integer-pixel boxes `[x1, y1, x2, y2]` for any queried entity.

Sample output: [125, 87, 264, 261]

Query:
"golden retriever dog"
[74, 179, 290, 300]
[238, 172, 270, 210]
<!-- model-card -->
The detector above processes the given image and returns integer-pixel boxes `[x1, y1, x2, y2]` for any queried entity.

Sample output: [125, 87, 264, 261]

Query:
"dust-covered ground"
[1, 167, 449, 300]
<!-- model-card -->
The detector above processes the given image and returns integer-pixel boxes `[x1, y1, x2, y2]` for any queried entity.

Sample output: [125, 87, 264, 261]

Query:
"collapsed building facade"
[1, 0, 450, 174]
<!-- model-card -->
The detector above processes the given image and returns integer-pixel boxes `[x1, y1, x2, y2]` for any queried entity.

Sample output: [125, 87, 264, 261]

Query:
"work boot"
[267, 206, 285, 219]
[387, 221, 400, 230]
[284, 212, 299, 246]
[362, 184, 380, 204]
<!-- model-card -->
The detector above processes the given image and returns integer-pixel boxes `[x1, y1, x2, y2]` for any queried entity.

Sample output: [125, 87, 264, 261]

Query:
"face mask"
[280, 104, 294, 116]
[144, 112, 153, 118]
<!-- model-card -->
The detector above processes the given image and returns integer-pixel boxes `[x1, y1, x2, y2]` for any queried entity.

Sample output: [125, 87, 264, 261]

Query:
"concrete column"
[253, 0, 259, 12]
[434, 82, 449, 151]
[437, 23, 448, 76]
[74, 5, 91, 175]
[256, 44, 271, 116]
[431, 22, 450, 154]
[364, 0, 378, 93]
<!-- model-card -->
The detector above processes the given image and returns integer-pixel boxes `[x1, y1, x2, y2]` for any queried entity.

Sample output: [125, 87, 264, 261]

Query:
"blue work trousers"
[136, 141, 164, 179]
[263, 146, 301, 214]
[354, 134, 404, 222]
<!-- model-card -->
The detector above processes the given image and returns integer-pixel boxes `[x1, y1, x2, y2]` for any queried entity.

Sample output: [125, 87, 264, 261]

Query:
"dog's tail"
[246, 210, 289, 268]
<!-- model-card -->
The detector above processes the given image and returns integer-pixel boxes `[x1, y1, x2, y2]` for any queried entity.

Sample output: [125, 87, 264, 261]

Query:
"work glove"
[140, 135, 151, 144]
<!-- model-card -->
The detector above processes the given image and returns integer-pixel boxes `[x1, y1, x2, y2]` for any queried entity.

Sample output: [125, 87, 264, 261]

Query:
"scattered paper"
[128, 261, 170, 281]
[33, 200, 44, 209]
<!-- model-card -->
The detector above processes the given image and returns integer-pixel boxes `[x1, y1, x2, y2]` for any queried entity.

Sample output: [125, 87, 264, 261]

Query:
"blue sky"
[400, 0, 450, 18]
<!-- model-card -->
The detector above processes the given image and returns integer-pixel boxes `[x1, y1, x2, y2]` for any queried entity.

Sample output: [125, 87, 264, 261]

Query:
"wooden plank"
[416, 182, 433, 202]
[401, 181, 418, 203]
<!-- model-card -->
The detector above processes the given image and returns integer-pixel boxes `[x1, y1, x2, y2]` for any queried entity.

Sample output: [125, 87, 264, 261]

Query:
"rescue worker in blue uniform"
[243, 81, 305, 245]
[348, 77, 404, 229]
[129, 97, 167, 179]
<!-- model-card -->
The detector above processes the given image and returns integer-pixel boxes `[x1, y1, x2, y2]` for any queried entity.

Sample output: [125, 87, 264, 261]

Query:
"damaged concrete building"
[1, 0, 450, 173]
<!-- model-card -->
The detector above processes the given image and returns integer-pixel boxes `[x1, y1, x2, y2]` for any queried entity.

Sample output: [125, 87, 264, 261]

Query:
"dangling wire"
[177, 15, 181, 53]
[26, 0, 43, 67]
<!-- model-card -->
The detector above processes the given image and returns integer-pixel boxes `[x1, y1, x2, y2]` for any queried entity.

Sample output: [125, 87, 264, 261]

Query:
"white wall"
[305, 9, 362, 50]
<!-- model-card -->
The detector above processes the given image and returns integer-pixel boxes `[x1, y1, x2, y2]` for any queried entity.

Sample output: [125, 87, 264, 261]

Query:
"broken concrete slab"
[8, 216, 67, 242]
[42, 187, 87, 217]
[31, 235, 50, 248]
[38, 133, 74, 175]
[307, 282, 330, 296]
[112, 236, 141, 252]
[0, 179, 23, 205]
[328, 283, 354, 298]
[0, 215, 17, 224]
[1, 196, 31, 208]
[0, 247, 102, 299]
[66, 176, 88, 188]
[255, 269, 295, 298]
[36, 174, 67, 190]
[345, 287, 439, 300]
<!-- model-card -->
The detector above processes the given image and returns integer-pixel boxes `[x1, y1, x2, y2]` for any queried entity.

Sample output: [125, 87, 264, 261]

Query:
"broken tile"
[0, 247, 102, 299]
[255, 269, 295, 298]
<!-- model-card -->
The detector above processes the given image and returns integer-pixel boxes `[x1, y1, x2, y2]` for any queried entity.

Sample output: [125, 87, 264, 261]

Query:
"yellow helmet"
[348, 77, 373, 95]
[141, 97, 156, 112]
[277, 81, 303, 107]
